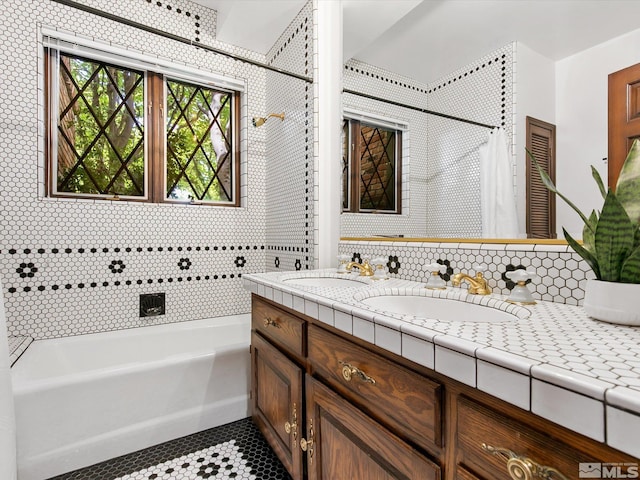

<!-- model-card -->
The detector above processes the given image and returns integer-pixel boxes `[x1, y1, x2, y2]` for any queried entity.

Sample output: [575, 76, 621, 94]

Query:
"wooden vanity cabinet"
[304, 374, 441, 480]
[250, 295, 442, 480]
[250, 294, 638, 480]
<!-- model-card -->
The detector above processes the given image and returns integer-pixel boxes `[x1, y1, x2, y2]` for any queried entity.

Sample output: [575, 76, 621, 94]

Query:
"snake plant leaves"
[616, 139, 640, 224]
[564, 228, 601, 279]
[620, 244, 640, 284]
[591, 166, 607, 200]
[582, 210, 598, 254]
[594, 190, 635, 281]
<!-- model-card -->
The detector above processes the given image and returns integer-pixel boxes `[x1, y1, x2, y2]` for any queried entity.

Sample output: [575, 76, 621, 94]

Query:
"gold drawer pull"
[284, 403, 298, 440]
[300, 419, 315, 464]
[263, 317, 280, 328]
[482, 443, 569, 480]
[339, 361, 376, 384]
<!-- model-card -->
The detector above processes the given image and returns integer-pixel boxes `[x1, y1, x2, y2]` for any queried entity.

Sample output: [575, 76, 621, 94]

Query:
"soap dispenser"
[425, 263, 447, 290]
[505, 270, 537, 305]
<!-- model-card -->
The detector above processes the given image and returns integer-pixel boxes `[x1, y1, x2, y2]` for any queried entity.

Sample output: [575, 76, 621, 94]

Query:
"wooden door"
[304, 374, 440, 480]
[251, 332, 304, 480]
[608, 62, 640, 189]
[526, 116, 556, 239]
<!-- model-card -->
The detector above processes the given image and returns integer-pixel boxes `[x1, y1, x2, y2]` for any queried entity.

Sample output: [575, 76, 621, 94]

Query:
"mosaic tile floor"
[49, 418, 292, 480]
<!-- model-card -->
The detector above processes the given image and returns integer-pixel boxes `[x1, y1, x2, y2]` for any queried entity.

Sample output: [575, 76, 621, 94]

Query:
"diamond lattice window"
[342, 119, 402, 214]
[55, 53, 145, 197]
[47, 48, 240, 206]
[166, 80, 233, 202]
[342, 120, 350, 211]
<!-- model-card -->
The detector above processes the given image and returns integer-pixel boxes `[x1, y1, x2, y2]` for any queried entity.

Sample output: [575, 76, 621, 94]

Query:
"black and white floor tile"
[49, 418, 291, 480]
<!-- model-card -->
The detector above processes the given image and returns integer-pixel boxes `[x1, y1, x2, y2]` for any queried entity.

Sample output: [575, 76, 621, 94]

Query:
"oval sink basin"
[359, 295, 520, 323]
[283, 277, 367, 288]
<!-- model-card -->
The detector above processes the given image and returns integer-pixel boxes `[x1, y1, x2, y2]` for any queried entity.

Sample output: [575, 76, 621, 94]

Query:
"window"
[46, 46, 240, 206]
[342, 117, 402, 214]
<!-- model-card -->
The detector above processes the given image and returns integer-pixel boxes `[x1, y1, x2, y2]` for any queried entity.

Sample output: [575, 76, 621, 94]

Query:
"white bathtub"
[10, 314, 251, 480]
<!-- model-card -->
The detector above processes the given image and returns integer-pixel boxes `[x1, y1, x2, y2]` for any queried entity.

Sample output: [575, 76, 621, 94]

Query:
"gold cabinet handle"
[482, 444, 569, 480]
[284, 403, 298, 441]
[300, 419, 315, 464]
[263, 317, 280, 328]
[339, 361, 376, 384]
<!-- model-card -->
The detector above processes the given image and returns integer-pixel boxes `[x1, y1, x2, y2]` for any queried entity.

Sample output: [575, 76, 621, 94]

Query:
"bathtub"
[10, 314, 251, 480]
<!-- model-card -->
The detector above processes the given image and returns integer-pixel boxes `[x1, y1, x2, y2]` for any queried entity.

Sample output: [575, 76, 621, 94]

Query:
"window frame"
[158, 74, 241, 207]
[342, 113, 404, 215]
[43, 34, 242, 207]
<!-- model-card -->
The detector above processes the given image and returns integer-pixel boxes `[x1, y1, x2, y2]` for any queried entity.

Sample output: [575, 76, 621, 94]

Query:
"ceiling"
[191, 0, 640, 85]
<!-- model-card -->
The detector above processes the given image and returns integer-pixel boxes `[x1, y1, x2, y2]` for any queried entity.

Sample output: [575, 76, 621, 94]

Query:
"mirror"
[340, 0, 640, 240]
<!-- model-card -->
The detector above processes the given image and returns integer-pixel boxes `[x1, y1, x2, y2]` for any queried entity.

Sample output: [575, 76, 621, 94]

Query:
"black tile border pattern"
[48, 417, 292, 480]
[1, 245, 265, 294]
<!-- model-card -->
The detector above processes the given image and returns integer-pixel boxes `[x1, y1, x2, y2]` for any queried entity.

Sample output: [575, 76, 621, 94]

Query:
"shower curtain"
[479, 127, 519, 237]
[0, 279, 17, 480]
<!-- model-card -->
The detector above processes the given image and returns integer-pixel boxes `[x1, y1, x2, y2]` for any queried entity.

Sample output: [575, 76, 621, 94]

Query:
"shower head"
[252, 112, 285, 127]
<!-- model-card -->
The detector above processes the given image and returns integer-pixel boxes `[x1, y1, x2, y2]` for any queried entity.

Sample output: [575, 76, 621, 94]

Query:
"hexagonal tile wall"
[339, 240, 594, 305]
[0, 0, 312, 339]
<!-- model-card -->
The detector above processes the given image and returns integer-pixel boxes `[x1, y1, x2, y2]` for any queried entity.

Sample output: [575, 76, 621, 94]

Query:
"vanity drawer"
[455, 395, 634, 480]
[308, 324, 442, 450]
[252, 296, 305, 358]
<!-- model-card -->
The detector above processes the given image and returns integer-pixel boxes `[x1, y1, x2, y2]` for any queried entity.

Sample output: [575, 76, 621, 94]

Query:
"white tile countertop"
[243, 269, 640, 458]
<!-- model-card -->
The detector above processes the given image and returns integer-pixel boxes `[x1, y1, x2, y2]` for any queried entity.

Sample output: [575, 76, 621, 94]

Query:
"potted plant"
[528, 139, 640, 325]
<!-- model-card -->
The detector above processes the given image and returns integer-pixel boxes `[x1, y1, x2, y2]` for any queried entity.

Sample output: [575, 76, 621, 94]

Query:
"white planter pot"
[583, 279, 640, 326]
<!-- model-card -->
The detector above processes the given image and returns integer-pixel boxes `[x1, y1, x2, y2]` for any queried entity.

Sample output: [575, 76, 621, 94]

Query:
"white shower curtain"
[478, 127, 519, 237]
[0, 279, 17, 480]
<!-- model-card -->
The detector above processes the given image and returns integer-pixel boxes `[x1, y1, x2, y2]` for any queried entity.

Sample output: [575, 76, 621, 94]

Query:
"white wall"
[555, 28, 640, 238]
[515, 42, 555, 233]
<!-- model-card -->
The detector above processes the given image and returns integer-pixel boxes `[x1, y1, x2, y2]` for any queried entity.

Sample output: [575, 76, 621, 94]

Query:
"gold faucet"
[451, 271, 492, 295]
[345, 259, 375, 277]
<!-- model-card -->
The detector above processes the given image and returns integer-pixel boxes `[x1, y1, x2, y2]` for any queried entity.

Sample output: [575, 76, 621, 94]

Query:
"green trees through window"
[49, 51, 239, 205]
[166, 79, 232, 202]
[57, 55, 145, 196]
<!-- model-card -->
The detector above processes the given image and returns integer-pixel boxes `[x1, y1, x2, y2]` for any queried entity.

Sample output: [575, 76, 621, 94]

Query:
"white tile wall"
[0, 0, 312, 339]
[265, 2, 315, 273]
[339, 240, 593, 304]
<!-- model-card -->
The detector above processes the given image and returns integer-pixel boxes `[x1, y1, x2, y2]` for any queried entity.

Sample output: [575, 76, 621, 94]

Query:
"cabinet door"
[251, 332, 304, 480]
[304, 374, 441, 480]
[455, 395, 637, 480]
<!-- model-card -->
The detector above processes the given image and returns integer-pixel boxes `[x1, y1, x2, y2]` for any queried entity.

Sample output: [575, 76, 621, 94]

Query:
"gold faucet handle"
[472, 264, 488, 276]
[425, 263, 447, 289]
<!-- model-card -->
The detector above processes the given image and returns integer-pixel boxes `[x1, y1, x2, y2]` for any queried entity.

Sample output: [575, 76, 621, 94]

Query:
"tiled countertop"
[243, 269, 640, 459]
